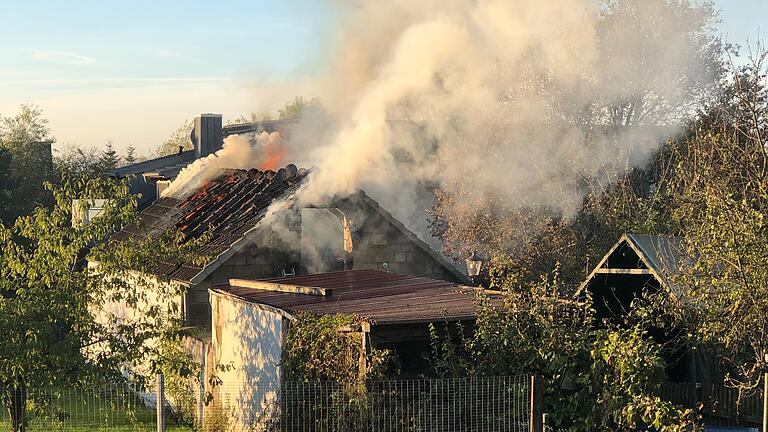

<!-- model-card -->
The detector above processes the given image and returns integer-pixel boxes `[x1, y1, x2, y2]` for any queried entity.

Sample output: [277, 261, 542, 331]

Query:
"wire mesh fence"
[0, 384, 191, 432]
[255, 375, 532, 432]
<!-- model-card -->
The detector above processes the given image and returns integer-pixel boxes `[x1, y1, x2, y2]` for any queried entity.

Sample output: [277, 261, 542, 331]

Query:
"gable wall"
[184, 204, 462, 329]
[349, 209, 461, 283]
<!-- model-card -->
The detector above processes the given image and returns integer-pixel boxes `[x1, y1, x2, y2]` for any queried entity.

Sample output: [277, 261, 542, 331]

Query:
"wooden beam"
[228, 278, 331, 296]
[595, 268, 653, 275]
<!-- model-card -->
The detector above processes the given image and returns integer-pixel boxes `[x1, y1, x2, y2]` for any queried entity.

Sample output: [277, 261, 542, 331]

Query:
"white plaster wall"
[210, 291, 284, 432]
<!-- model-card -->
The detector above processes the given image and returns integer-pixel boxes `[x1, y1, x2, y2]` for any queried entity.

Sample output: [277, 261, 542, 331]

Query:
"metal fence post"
[530, 375, 544, 432]
[763, 354, 767, 432]
[157, 373, 166, 432]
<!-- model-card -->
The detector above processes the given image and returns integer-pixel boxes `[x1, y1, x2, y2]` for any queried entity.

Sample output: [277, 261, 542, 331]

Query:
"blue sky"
[0, 1, 764, 154]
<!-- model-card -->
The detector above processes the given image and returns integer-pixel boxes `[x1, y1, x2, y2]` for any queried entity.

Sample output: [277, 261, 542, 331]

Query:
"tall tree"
[123, 145, 137, 166]
[0, 148, 12, 222]
[98, 140, 120, 171]
[0, 105, 56, 223]
[155, 119, 193, 157]
[54, 144, 106, 180]
[0, 178, 206, 432]
[671, 48, 768, 397]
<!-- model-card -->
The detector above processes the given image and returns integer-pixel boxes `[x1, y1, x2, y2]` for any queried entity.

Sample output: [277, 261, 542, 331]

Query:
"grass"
[0, 388, 194, 431]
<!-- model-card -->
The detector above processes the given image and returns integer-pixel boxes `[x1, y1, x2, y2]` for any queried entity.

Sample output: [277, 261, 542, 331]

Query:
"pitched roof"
[212, 269, 477, 325]
[112, 165, 308, 283]
[112, 163, 466, 286]
[578, 233, 685, 296]
[626, 233, 684, 284]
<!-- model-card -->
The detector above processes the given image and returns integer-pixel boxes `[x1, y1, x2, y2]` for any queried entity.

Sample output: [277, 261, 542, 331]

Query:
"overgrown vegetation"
[423, 24, 768, 432]
[427, 270, 695, 431]
[281, 313, 391, 383]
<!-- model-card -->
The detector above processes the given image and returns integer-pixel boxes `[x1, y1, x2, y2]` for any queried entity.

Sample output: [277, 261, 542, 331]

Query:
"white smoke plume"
[279, 0, 718, 230]
[162, 131, 284, 199]
[164, 0, 719, 251]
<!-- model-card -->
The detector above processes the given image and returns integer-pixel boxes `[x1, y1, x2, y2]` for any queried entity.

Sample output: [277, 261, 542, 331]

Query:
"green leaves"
[0, 177, 203, 392]
[281, 313, 391, 383]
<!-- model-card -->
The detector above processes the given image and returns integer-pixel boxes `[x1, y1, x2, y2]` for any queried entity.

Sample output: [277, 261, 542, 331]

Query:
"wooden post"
[530, 375, 544, 432]
[156, 373, 166, 432]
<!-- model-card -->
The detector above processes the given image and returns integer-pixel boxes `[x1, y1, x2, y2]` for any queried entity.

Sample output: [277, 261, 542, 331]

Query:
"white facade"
[209, 290, 286, 431]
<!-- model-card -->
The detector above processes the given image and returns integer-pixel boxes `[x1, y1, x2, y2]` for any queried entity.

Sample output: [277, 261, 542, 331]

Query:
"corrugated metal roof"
[627, 233, 684, 283]
[625, 233, 687, 295]
[213, 269, 478, 325]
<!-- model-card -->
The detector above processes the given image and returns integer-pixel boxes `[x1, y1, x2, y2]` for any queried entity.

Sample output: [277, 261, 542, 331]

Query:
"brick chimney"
[193, 113, 223, 159]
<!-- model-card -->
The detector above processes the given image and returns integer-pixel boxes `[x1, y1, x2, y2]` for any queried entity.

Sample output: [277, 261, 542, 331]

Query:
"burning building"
[108, 114, 468, 328]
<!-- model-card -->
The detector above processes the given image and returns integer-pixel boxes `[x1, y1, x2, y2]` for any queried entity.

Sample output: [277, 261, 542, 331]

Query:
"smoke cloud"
[283, 0, 717, 229]
[165, 0, 719, 250]
[163, 131, 284, 198]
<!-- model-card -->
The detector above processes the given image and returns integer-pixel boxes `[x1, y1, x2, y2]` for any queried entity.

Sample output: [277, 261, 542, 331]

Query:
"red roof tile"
[114, 164, 308, 283]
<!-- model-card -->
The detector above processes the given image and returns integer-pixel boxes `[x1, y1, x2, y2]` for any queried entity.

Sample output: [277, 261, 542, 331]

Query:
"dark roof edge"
[209, 287, 296, 320]
[105, 150, 196, 178]
[354, 191, 471, 285]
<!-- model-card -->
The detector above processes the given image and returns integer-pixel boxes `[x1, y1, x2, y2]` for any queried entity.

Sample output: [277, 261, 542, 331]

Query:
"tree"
[155, 119, 193, 157]
[54, 144, 107, 180]
[277, 96, 324, 120]
[428, 271, 694, 431]
[123, 145, 137, 166]
[669, 46, 768, 397]
[594, 0, 724, 126]
[98, 140, 120, 172]
[0, 148, 12, 222]
[0, 105, 56, 223]
[0, 178, 206, 432]
[227, 111, 273, 126]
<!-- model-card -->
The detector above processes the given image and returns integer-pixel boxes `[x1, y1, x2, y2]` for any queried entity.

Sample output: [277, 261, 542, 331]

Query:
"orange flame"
[259, 140, 288, 171]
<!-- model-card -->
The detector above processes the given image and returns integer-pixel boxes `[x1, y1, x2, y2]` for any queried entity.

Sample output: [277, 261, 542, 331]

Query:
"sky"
[0, 0, 765, 156]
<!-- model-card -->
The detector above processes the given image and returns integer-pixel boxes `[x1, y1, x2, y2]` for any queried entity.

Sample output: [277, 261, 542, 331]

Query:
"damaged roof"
[212, 269, 478, 325]
[112, 163, 467, 285]
[113, 164, 308, 283]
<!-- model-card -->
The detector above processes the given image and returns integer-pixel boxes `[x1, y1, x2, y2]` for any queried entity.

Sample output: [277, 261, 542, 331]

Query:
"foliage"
[98, 140, 120, 172]
[54, 143, 142, 181]
[427, 271, 694, 431]
[155, 119, 193, 157]
[277, 96, 324, 120]
[0, 178, 208, 431]
[0, 105, 56, 224]
[670, 47, 768, 396]
[0, 148, 12, 220]
[54, 144, 106, 180]
[227, 111, 274, 125]
[156, 339, 201, 427]
[123, 145, 137, 165]
[587, 327, 693, 431]
[281, 313, 391, 383]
